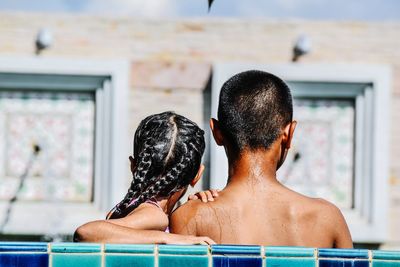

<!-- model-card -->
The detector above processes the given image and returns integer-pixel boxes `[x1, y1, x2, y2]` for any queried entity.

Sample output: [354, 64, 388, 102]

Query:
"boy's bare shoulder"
[305, 197, 352, 248]
[170, 199, 217, 235]
[296, 194, 346, 226]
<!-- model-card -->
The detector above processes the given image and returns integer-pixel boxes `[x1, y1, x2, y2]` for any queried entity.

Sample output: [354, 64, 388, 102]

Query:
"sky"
[0, 0, 399, 21]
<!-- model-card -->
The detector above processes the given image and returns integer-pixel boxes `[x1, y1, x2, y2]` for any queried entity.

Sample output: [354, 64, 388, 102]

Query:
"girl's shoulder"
[114, 204, 169, 231]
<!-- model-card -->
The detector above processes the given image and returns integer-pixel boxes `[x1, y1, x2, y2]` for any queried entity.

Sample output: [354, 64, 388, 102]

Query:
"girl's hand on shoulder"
[165, 234, 215, 245]
[188, 189, 220, 203]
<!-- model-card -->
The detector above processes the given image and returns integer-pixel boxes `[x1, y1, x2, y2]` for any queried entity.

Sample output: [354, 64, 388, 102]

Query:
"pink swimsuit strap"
[144, 198, 162, 210]
[128, 197, 162, 210]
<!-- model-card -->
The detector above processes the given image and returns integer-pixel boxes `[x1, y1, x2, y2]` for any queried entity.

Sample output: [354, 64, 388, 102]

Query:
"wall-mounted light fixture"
[35, 28, 53, 55]
[292, 34, 311, 62]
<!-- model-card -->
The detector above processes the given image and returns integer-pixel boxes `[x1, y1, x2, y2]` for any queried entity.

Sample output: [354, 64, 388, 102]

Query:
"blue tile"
[319, 259, 369, 267]
[212, 245, 261, 255]
[105, 244, 155, 254]
[318, 249, 369, 259]
[51, 243, 101, 253]
[266, 257, 315, 267]
[373, 250, 400, 261]
[213, 256, 262, 267]
[105, 254, 154, 267]
[0, 253, 48, 267]
[265, 247, 315, 257]
[0, 242, 48, 252]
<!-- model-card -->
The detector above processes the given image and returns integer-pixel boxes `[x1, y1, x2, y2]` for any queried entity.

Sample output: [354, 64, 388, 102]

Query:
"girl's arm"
[74, 220, 214, 244]
[74, 205, 215, 244]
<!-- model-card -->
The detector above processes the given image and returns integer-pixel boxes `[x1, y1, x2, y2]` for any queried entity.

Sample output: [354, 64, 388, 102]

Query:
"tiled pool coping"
[0, 242, 399, 267]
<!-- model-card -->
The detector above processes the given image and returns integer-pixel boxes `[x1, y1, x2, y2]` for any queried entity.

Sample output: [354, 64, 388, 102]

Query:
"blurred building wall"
[0, 13, 399, 247]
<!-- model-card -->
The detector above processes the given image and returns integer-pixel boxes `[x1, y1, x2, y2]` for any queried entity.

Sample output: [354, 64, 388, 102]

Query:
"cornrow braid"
[107, 111, 205, 219]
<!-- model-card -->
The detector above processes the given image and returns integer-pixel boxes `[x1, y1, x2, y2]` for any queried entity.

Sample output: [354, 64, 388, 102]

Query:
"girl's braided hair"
[107, 111, 205, 219]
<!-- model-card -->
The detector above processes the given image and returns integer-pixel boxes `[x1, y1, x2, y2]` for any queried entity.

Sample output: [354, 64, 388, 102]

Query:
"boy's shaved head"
[218, 70, 293, 153]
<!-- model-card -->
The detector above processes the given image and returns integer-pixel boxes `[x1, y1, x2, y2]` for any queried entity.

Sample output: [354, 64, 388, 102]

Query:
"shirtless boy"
[170, 70, 353, 248]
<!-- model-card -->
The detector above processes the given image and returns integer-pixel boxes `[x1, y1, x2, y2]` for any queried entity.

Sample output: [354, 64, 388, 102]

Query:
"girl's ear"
[190, 164, 205, 187]
[129, 156, 137, 174]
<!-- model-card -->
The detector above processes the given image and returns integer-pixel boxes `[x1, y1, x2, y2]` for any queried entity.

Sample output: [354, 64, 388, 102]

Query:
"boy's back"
[171, 179, 352, 247]
[171, 70, 353, 248]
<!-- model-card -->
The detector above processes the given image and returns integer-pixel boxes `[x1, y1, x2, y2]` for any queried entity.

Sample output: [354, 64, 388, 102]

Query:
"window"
[0, 58, 129, 236]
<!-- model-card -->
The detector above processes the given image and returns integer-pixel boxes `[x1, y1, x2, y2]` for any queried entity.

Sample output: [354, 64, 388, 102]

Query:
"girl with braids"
[74, 111, 215, 245]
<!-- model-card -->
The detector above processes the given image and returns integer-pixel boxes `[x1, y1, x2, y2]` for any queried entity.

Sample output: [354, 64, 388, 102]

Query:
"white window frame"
[0, 57, 129, 235]
[211, 63, 391, 243]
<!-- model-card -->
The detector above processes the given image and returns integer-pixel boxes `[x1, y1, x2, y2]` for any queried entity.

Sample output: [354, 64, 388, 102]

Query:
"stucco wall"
[0, 12, 399, 247]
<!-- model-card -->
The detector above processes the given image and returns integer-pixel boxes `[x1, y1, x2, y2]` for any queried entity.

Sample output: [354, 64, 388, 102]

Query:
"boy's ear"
[190, 164, 205, 187]
[210, 118, 224, 146]
[129, 156, 137, 173]
[282, 121, 297, 149]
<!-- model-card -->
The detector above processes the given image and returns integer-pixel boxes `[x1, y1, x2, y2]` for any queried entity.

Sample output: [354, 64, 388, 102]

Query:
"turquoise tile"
[105, 244, 155, 267]
[373, 250, 400, 261]
[158, 245, 208, 255]
[52, 254, 101, 267]
[159, 254, 208, 267]
[105, 254, 154, 267]
[373, 261, 400, 267]
[0, 253, 48, 267]
[266, 257, 315, 267]
[51, 243, 101, 253]
[158, 245, 208, 267]
[105, 244, 155, 254]
[211, 245, 261, 255]
[265, 247, 315, 257]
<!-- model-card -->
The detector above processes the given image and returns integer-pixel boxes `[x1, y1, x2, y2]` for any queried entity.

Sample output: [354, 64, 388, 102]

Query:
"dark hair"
[218, 70, 293, 153]
[108, 111, 205, 219]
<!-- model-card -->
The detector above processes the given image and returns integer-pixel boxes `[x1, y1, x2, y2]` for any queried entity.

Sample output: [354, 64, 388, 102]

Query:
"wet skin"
[170, 120, 353, 248]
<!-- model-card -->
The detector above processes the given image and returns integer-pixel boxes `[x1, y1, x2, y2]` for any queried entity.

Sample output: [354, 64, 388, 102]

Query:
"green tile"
[105, 244, 155, 254]
[52, 254, 101, 267]
[159, 255, 208, 267]
[265, 247, 315, 257]
[158, 245, 208, 255]
[105, 254, 154, 267]
[266, 258, 316, 267]
[51, 243, 101, 253]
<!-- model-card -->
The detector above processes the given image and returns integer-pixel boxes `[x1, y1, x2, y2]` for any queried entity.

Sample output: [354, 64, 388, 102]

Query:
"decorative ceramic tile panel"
[277, 99, 355, 209]
[0, 91, 95, 202]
